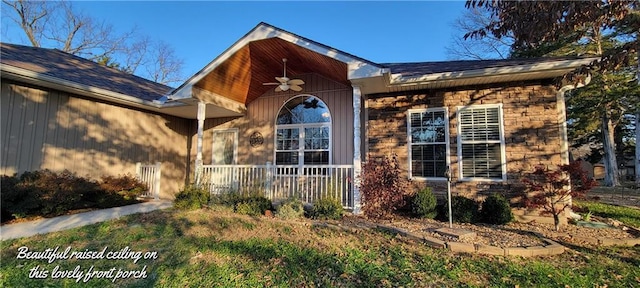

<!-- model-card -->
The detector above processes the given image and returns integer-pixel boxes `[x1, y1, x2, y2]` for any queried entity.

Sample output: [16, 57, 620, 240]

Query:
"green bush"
[275, 198, 305, 219]
[412, 187, 437, 219]
[234, 196, 273, 216]
[174, 185, 210, 210]
[479, 194, 514, 225]
[437, 196, 479, 223]
[211, 190, 243, 207]
[309, 197, 343, 220]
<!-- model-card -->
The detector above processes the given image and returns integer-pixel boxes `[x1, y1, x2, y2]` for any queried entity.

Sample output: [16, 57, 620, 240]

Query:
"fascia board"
[191, 87, 247, 115]
[388, 58, 599, 86]
[1, 63, 186, 110]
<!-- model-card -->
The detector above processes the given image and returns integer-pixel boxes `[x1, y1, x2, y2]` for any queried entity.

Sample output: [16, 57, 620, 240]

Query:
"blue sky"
[2, 1, 468, 78]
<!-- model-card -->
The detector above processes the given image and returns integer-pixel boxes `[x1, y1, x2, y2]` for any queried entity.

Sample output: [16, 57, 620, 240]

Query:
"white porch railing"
[201, 164, 354, 209]
[136, 162, 161, 200]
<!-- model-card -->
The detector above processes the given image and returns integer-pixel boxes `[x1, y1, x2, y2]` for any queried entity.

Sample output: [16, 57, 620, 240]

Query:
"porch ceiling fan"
[263, 58, 304, 92]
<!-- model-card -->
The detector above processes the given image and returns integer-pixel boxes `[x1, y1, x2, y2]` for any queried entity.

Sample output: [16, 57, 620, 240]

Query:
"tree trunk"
[636, 111, 640, 187]
[602, 112, 620, 187]
[636, 45, 640, 186]
[553, 213, 560, 232]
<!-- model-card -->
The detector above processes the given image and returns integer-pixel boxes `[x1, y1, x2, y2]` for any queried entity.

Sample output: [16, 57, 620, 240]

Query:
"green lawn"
[574, 200, 640, 228]
[1, 206, 639, 287]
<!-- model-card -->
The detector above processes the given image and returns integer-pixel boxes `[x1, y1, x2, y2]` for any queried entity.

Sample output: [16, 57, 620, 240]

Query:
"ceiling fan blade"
[288, 79, 304, 85]
[275, 86, 283, 92]
[263, 82, 280, 85]
[289, 85, 303, 92]
[275, 77, 289, 83]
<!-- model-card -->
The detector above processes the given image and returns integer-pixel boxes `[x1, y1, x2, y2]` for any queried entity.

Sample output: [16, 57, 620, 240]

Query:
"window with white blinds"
[457, 105, 505, 180]
[407, 108, 448, 179]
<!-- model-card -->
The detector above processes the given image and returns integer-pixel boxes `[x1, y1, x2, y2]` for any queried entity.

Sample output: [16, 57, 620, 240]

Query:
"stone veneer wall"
[365, 80, 563, 201]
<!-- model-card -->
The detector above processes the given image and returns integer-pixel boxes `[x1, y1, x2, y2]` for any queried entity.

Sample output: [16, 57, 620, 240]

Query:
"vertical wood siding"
[1, 80, 191, 199]
[200, 73, 354, 165]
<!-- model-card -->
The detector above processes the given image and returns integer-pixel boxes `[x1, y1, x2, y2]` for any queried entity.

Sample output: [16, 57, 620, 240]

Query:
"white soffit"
[388, 58, 598, 86]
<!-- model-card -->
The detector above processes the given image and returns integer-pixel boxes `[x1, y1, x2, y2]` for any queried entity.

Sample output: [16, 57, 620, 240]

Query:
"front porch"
[201, 164, 354, 209]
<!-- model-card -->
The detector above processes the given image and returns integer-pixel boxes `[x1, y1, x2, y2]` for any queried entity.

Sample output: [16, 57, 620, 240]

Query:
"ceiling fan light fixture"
[262, 58, 304, 92]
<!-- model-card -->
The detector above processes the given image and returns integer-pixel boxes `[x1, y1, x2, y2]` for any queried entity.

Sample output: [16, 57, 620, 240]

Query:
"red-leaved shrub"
[99, 174, 148, 200]
[359, 154, 411, 219]
[522, 161, 597, 231]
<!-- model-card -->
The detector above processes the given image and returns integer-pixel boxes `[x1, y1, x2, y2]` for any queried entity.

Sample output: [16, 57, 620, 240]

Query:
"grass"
[1, 205, 639, 287]
[574, 200, 640, 228]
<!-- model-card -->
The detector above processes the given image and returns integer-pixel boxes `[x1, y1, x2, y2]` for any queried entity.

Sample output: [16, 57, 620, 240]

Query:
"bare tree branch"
[446, 7, 512, 60]
[2, 0, 185, 86]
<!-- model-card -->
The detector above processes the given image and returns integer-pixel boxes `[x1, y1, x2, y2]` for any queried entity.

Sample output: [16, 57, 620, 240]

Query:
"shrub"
[309, 197, 343, 220]
[234, 196, 273, 216]
[565, 160, 598, 198]
[522, 162, 597, 231]
[18, 170, 101, 216]
[0, 170, 148, 222]
[99, 174, 148, 200]
[438, 196, 479, 223]
[411, 187, 437, 219]
[275, 198, 305, 219]
[1, 174, 31, 221]
[174, 185, 210, 210]
[479, 194, 514, 225]
[359, 154, 411, 219]
[211, 190, 243, 207]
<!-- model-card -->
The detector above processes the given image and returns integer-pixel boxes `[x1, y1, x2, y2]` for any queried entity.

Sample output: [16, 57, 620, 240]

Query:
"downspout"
[557, 74, 592, 165]
[557, 75, 591, 210]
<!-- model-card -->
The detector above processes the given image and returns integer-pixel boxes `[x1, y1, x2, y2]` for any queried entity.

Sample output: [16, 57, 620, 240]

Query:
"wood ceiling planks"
[194, 38, 348, 105]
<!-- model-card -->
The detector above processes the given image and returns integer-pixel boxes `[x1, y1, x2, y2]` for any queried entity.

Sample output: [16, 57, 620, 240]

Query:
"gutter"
[388, 57, 599, 86]
[0, 63, 187, 110]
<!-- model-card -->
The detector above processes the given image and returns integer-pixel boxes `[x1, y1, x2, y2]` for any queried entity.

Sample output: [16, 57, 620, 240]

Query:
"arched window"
[275, 95, 331, 168]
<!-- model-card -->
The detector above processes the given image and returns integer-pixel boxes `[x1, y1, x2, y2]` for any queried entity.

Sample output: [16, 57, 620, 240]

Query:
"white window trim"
[273, 95, 332, 169]
[407, 107, 450, 181]
[212, 128, 238, 165]
[456, 103, 507, 182]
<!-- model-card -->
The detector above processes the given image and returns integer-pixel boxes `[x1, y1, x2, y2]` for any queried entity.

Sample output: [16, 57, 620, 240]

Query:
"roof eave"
[1, 63, 186, 110]
[388, 57, 598, 86]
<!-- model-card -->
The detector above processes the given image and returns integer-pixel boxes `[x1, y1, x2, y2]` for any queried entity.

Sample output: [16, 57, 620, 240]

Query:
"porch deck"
[201, 164, 354, 209]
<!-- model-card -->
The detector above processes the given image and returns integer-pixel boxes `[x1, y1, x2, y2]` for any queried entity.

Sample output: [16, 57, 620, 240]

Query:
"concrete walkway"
[0, 200, 173, 241]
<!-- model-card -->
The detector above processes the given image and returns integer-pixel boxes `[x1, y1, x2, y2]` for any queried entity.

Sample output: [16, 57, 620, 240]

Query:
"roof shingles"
[0, 43, 172, 102]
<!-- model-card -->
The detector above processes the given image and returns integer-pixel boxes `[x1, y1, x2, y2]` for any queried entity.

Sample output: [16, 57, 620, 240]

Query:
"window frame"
[456, 104, 507, 182]
[274, 95, 332, 171]
[406, 107, 450, 181]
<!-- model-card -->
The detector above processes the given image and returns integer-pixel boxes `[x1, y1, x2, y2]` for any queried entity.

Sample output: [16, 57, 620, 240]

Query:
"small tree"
[522, 162, 597, 231]
[359, 154, 410, 219]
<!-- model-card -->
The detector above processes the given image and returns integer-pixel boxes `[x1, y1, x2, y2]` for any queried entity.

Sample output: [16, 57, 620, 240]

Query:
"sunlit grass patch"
[574, 200, 640, 228]
[1, 207, 639, 287]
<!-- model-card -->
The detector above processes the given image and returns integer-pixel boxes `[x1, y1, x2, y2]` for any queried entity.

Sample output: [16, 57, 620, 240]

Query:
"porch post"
[352, 85, 362, 214]
[195, 101, 206, 185]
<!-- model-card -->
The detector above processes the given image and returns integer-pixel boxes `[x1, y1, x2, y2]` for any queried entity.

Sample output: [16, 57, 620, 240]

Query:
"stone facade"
[365, 80, 563, 201]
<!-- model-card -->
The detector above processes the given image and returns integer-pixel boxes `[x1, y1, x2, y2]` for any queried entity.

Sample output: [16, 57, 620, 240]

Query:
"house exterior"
[1, 23, 594, 212]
